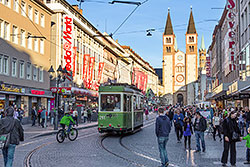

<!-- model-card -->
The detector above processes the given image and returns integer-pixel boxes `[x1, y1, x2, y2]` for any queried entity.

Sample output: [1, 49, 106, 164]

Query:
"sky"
[67, 0, 227, 68]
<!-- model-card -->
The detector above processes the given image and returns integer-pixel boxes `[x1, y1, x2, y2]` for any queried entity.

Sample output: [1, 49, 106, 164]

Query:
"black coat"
[222, 117, 240, 142]
[193, 117, 207, 132]
[0, 111, 24, 145]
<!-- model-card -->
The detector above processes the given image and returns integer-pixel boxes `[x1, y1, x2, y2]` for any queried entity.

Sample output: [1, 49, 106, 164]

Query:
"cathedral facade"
[162, 8, 199, 106]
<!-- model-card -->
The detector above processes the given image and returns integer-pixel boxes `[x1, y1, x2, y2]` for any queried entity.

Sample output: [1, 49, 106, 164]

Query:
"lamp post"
[48, 65, 66, 130]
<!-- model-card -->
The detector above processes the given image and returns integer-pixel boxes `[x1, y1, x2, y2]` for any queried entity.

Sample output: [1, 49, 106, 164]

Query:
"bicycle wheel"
[68, 128, 78, 141]
[56, 129, 65, 143]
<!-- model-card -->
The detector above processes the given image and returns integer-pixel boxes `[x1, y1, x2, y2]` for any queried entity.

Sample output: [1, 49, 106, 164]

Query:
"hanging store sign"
[97, 62, 104, 83]
[227, 0, 236, 71]
[132, 68, 148, 92]
[31, 89, 45, 95]
[63, 15, 73, 71]
[206, 56, 211, 77]
[88, 57, 95, 82]
[0, 84, 21, 93]
[82, 54, 90, 80]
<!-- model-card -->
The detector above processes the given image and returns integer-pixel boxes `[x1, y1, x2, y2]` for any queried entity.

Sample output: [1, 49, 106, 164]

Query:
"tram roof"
[99, 83, 142, 94]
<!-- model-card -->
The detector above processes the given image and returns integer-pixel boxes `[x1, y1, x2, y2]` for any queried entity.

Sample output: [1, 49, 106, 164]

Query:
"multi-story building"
[0, 0, 53, 121]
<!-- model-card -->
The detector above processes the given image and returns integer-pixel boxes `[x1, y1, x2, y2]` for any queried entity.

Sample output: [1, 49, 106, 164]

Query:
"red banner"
[72, 47, 77, 77]
[82, 54, 90, 80]
[88, 57, 95, 81]
[132, 68, 148, 92]
[97, 62, 105, 83]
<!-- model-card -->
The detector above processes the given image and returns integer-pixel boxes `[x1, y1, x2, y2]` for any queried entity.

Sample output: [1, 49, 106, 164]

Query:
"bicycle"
[56, 126, 78, 143]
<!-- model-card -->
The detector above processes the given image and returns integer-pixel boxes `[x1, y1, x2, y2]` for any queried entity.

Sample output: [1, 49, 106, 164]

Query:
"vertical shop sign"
[63, 15, 73, 71]
[97, 62, 105, 83]
[88, 57, 95, 82]
[72, 47, 77, 77]
[82, 54, 90, 80]
[227, 0, 236, 71]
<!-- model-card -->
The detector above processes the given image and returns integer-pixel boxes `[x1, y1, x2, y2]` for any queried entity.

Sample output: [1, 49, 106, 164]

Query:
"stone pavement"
[22, 121, 98, 139]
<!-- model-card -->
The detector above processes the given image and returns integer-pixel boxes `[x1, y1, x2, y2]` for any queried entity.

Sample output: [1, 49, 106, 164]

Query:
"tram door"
[131, 95, 134, 131]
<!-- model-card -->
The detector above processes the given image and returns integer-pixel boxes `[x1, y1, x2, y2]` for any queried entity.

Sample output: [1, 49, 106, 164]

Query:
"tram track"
[23, 126, 99, 167]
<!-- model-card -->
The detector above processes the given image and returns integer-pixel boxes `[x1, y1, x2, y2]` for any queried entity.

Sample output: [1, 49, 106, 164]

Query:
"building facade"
[0, 0, 53, 121]
[162, 8, 198, 105]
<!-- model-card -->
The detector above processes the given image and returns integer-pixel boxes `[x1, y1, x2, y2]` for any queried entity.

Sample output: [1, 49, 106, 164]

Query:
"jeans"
[246, 121, 250, 133]
[221, 140, 236, 165]
[158, 137, 169, 167]
[50, 117, 54, 125]
[246, 148, 250, 161]
[32, 117, 36, 126]
[239, 122, 244, 136]
[2, 144, 16, 167]
[195, 131, 205, 151]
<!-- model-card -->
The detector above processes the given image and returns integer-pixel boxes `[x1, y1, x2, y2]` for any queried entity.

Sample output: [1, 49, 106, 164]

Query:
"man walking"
[31, 106, 37, 126]
[194, 111, 207, 152]
[155, 108, 171, 167]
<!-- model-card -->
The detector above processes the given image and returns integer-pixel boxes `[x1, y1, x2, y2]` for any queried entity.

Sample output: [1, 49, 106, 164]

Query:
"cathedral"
[162, 8, 204, 106]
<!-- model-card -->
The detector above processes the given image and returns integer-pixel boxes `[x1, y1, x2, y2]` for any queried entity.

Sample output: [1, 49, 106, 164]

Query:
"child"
[242, 127, 250, 164]
[183, 117, 193, 149]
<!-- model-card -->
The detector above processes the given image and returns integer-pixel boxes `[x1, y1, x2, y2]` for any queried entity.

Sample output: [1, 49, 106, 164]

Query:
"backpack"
[0, 121, 15, 149]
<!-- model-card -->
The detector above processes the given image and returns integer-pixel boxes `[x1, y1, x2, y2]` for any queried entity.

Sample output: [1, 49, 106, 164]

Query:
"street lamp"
[48, 65, 66, 130]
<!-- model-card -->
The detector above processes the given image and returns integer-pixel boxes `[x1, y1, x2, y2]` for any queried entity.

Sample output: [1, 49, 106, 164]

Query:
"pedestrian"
[173, 109, 184, 143]
[193, 111, 207, 152]
[37, 107, 42, 126]
[40, 106, 46, 128]
[183, 117, 193, 150]
[0, 107, 24, 167]
[17, 108, 24, 124]
[155, 108, 171, 167]
[83, 109, 88, 123]
[245, 107, 250, 132]
[145, 108, 149, 120]
[31, 106, 37, 126]
[72, 108, 78, 126]
[238, 110, 245, 136]
[241, 127, 250, 164]
[50, 108, 55, 126]
[87, 108, 92, 123]
[13, 106, 18, 120]
[221, 111, 241, 166]
[213, 112, 222, 141]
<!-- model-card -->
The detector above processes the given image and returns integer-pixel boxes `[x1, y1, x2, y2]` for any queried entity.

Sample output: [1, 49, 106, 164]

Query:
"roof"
[200, 35, 205, 50]
[187, 9, 196, 34]
[164, 9, 174, 35]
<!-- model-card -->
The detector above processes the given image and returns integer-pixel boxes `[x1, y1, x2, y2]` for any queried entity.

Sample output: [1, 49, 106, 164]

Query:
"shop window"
[26, 62, 31, 80]
[11, 58, 17, 77]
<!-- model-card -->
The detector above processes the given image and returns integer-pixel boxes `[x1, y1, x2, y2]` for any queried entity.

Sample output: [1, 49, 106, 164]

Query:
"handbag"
[0, 120, 15, 149]
[232, 131, 240, 142]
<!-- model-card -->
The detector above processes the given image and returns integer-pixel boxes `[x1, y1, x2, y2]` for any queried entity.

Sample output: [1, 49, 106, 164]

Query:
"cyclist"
[60, 110, 76, 134]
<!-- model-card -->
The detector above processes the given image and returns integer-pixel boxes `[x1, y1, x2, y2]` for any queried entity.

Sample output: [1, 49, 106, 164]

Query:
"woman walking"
[183, 117, 193, 149]
[221, 111, 241, 167]
[0, 107, 24, 167]
[213, 112, 222, 141]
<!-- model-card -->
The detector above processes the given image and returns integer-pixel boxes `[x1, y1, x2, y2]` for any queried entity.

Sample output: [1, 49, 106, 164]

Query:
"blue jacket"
[155, 115, 171, 137]
[173, 113, 184, 126]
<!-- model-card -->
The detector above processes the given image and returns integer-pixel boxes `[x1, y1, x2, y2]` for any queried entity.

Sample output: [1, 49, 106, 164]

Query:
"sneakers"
[202, 149, 206, 152]
[194, 150, 200, 153]
[221, 163, 226, 166]
[165, 162, 169, 167]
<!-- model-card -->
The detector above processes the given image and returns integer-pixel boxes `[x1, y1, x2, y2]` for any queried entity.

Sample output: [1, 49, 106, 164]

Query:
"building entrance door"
[177, 94, 184, 106]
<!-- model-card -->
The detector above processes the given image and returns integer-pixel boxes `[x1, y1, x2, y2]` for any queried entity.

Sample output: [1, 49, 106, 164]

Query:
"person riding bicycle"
[60, 110, 76, 134]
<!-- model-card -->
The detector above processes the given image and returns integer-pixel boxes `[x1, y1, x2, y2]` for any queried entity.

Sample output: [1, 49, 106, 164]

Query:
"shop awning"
[227, 80, 250, 96]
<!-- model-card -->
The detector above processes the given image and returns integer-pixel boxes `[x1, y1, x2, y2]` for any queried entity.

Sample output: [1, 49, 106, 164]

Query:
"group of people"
[155, 104, 250, 167]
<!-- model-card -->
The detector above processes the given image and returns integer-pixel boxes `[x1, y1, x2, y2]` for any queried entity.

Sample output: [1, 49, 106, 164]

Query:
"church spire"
[200, 35, 205, 51]
[187, 6, 196, 34]
[164, 8, 174, 35]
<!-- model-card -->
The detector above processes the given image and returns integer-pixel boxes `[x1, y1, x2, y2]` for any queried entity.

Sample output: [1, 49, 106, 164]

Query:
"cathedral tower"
[199, 35, 206, 72]
[185, 7, 198, 84]
[163, 9, 175, 96]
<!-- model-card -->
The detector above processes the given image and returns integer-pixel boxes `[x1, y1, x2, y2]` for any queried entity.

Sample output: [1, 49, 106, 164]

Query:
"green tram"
[98, 83, 144, 134]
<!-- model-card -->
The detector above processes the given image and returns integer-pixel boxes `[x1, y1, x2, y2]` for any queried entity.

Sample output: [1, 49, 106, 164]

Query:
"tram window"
[124, 95, 131, 112]
[100, 94, 121, 112]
